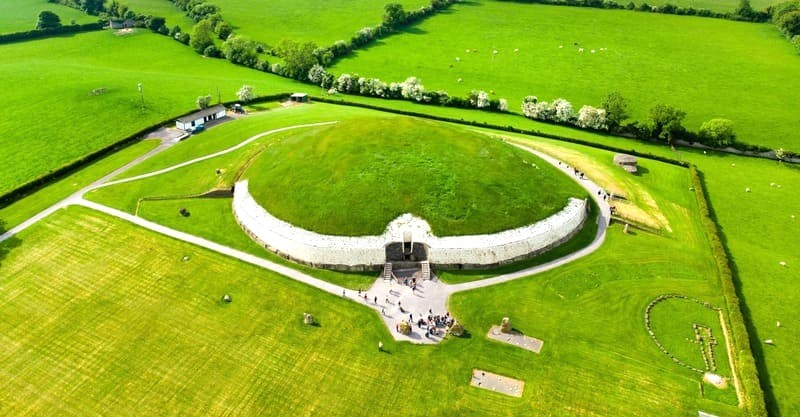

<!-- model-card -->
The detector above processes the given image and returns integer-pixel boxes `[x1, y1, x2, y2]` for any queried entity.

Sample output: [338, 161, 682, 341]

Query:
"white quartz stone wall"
[233, 180, 587, 270]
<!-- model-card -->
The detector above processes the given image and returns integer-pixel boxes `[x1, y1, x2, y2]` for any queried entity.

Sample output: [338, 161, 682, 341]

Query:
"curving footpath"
[0, 122, 609, 345]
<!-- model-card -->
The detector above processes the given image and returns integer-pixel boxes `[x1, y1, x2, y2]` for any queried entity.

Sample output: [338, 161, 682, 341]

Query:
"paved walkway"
[0, 123, 609, 345]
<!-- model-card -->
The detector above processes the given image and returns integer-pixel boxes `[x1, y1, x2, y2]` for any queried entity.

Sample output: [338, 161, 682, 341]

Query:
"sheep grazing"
[578, 48, 584, 52]
[514, 48, 519, 52]
[455, 57, 460, 61]
[591, 50, 596, 53]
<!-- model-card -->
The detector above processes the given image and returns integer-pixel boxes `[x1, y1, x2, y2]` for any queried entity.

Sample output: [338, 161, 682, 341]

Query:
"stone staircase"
[421, 261, 431, 280]
[383, 262, 393, 282]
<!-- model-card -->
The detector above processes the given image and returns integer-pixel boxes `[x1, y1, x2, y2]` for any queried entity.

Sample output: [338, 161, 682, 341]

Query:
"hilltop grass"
[0, 200, 745, 416]
[244, 117, 586, 235]
[0, 0, 97, 33]
[330, 2, 800, 151]
[208, 0, 429, 46]
[0, 29, 308, 195]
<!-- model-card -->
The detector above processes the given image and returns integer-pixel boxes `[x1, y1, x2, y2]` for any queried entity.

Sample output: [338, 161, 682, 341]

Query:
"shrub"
[308, 64, 327, 85]
[577, 105, 608, 130]
[203, 44, 220, 57]
[552, 98, 575, 123]
[400, 77, 425, 101]
[698, 118, 736, 147]
[36, 11, 61, 30]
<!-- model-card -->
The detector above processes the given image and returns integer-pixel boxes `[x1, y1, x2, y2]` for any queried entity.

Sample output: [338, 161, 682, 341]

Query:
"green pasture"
[0, 29, 309, 195]
[209, 0, 428, 46]
[486, 118, 800, 415]
[0, 0, 97, 33]
[648, 297, 733, 379]
[0, 182, 744, 416]
[331, 1, 800, 151]
[114, 0, 194, 29]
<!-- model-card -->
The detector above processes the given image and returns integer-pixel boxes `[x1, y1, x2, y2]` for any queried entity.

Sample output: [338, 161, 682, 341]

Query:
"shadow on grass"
[696, 169, 779, 416]
[0, 219, 22, 269]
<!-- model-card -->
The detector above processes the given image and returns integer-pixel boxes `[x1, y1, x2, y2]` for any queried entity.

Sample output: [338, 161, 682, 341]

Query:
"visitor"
[374, 296, 378, 304]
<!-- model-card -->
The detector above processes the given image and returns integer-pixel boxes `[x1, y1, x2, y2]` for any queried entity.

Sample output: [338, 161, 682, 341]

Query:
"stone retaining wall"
[233, 180, 588, 270]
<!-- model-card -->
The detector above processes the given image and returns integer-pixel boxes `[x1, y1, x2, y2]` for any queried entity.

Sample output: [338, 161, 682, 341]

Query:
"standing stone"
[303, 313, 314, 325]
[449, 321, 464, 337]
[501, 317, 512, 334]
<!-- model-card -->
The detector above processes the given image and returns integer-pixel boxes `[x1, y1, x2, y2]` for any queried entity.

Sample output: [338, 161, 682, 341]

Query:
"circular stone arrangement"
[644, 294, 723, 375]
[242, 116, 586, 236]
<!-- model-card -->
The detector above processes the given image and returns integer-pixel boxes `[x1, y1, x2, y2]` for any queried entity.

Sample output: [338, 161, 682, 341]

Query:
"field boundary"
[0, 93, 291, 209]
[0, 22, 104, 44]
[690, 165, 768, 416]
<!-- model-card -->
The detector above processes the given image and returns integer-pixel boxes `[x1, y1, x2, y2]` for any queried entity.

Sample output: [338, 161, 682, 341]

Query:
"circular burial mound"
[244, 116, 586, 236]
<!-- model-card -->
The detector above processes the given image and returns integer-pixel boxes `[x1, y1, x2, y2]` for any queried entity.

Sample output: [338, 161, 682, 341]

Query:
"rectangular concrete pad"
[470, 369, 524, 397]
[487, 325, 544, 353]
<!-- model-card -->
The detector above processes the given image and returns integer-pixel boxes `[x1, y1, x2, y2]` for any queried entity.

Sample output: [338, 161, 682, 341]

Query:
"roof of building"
[613, 153, 638, 165]
[176, 105, 225, 123]
[290, 92, 308, 98]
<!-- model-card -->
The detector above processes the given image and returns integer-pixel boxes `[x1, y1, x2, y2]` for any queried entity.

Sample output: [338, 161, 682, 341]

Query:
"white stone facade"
[233, 180, 588, 270]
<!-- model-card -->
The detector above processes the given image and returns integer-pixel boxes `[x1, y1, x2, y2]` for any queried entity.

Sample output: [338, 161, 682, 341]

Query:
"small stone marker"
[488, 325, 544, 354]
[222, 294, 232, 303]
[500, 317, 512, 334]
[303, 313, 314, 325]
[623, 223, 630, 234]
[449, 321, 464, 337]
[470, 369, 524, 397]
[764, 339, 774, 345]
[397, 320, 412, 335]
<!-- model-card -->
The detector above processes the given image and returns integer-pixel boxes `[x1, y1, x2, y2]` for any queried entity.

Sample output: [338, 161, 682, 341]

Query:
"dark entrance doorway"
[385, 242, 428, 262]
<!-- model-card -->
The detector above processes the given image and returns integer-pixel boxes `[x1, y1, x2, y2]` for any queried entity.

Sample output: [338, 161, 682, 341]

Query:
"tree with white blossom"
[552, 98, 574, 123]
[400, 76, 425, 101]
[577, 105, 608, 130]
[498, 98, 508, 112]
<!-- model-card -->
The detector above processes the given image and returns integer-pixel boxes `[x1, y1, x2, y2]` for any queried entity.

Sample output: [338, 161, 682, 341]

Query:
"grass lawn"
[0, 29, 308, 195]
[113, 0, 194, 29]
[210, 0, 429, 46]
[0, 140, 159, 229]
[137, 196, 378, 290]
[0, 198, 745, 415]
[691, 154, 800, 415]
[244, 117, 586, 235]
[330, 1, 800, 151]
[0, 0, 98, 33]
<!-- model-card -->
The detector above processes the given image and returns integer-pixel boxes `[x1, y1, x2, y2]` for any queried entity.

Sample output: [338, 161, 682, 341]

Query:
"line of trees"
[519, 92, 742, 148]
[496, 0, 770, 22]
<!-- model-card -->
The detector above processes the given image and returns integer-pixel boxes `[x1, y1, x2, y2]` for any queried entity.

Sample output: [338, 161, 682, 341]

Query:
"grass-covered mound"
[244, 117, 585, 236]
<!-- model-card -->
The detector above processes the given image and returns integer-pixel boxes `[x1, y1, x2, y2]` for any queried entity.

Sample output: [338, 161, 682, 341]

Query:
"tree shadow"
[0, 219, 22, 269]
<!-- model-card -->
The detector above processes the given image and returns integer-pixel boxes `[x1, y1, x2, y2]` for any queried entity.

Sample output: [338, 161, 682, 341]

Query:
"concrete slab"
[470, 369, 524, 397]
[487, 325, 544, 353]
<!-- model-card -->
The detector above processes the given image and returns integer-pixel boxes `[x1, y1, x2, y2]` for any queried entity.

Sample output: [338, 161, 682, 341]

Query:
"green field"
[331, 2, 800, 151]
[209, 0, 429, 46]
[114, 0, 194, 29]
[0, 162, 746, 416]
[4, 0, 800, 413]
[0, 29, 309, 195]
[0, 0, 98, 33]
